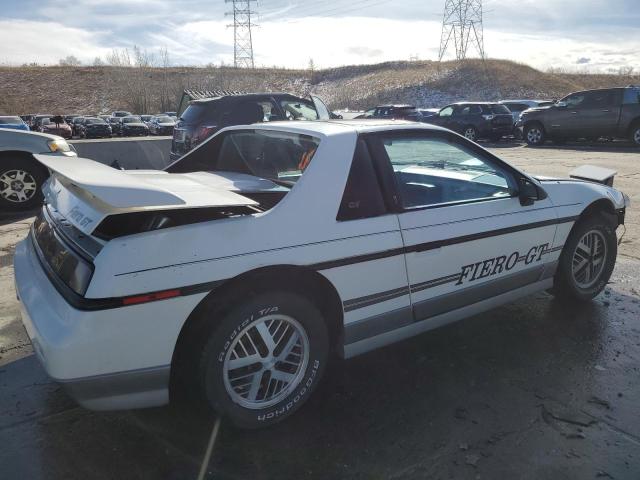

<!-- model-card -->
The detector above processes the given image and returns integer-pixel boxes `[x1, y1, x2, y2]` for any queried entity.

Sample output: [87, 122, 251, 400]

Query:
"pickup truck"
[518, 86, 640, 147]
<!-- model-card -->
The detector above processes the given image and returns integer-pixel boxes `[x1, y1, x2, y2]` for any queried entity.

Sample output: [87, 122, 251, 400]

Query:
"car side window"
[584, 90, 616, 108]
[563, 93, 586, 108]
[623, 88, 640, 104]
[338, 139, 387, 221]
[379, 134, 516, 209]
[438, 106, 454, 117]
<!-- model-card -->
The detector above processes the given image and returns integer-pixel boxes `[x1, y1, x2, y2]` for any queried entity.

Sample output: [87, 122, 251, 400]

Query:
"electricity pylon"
[438, 0, 486, 61]
[225, 0, 257, 68]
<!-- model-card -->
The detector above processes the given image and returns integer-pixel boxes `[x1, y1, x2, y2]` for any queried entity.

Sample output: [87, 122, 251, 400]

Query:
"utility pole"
[438, 0, 485, 61]
[225, 0, 257, 68]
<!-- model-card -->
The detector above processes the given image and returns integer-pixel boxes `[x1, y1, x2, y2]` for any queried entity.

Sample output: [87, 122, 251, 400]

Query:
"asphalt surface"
[1, 142, 639, 479]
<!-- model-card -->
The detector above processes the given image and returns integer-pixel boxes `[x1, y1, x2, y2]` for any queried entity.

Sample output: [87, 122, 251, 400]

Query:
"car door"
[578, 89, 621, 136]
[367, 130, 560, 324]
[551, 92, 588, 137]
[429, 106, 456, 129]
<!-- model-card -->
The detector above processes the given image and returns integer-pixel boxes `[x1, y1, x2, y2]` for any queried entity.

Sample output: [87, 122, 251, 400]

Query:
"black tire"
[551, 214, 617, 301]
[196, 291, 329, 428]
[462, 125, 478, 142]
[524, 123, 546, 146]
[631, 123, 640, 146]
[0, 155, 47, 211]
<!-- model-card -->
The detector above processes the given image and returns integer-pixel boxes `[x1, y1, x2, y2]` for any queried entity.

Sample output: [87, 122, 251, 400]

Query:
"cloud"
[346, 47, 384, 58]
[576, 57, 591, 64]
[0, 20, 110, 65]
[1, 1, 639, 72]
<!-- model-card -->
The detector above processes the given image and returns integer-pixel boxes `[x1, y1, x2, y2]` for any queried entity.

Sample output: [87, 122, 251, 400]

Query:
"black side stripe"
[314, 216, 576, 271]
[403, 217, 577, 254]
[343, 286, 410, 312]
[341, 245, 565, 311]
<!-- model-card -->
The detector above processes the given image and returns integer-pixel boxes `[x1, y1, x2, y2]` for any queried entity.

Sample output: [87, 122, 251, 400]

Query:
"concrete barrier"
[70, 136, 173, 170]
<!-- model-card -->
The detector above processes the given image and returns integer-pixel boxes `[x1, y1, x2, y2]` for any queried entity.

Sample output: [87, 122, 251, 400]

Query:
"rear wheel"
[0, 156, 46, 211]
[524, 123, 545, 146]
[196, 291, 329, 428]
[631, 124, 640, 146]
[551, 214, 617, 301]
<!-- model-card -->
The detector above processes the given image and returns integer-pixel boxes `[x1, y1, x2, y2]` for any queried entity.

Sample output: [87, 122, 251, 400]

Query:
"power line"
[225, 0, 257, 68]
[438, 0, 486, 61]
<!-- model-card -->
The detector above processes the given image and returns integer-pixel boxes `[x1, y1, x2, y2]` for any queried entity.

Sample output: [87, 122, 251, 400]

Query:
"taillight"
[194, 125, 217, 144]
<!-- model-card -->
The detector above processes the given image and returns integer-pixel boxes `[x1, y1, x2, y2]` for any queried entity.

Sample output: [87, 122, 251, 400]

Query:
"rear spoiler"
[34, 155, 257, 235]
[569, 165, 617, 187]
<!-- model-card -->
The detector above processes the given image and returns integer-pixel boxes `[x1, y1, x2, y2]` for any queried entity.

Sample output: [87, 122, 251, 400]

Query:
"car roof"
[376, 104, 415, 108]
[500, 99, 552, 104]
[224, 119, 450, 137]
[191, 93, 306, 105]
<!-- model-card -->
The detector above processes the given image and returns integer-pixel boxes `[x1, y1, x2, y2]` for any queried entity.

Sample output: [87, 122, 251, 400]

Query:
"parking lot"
[0, 141, 638, 479]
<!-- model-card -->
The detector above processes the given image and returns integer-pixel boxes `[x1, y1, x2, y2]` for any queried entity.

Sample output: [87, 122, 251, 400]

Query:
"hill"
[0, 59, 637, 115]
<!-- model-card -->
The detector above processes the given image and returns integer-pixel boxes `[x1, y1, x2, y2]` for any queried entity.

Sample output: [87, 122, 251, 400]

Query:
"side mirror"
[518, 177, 547, 206]
[555, 101, 567, 108]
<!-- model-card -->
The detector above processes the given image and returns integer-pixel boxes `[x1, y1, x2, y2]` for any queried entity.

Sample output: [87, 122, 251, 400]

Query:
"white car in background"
[0, 128, 76, 211]
[14, 120, 628, 428]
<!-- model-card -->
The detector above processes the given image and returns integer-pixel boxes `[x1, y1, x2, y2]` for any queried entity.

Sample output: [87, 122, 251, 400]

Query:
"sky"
[0, 0, 639, 72]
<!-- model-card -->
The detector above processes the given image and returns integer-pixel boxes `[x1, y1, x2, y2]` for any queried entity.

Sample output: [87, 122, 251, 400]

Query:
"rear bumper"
[14, 237, 205, 410]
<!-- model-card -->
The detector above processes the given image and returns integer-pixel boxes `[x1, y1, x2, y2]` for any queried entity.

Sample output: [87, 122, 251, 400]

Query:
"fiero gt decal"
[456, 243, 549, 286]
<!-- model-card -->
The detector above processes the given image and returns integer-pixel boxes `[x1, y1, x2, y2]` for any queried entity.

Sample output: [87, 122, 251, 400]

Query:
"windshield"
[0, 116, 22, 124]
[155, 116, 173, 123]
[85, 118, 106, 124]
[122, 117, 141, 123]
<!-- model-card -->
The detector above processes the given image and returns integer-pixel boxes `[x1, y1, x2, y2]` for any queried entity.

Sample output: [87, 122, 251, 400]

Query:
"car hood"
[123, 122, 147, 127]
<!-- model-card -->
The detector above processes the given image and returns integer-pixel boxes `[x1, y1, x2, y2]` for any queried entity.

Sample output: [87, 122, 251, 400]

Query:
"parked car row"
[352, 86, 640, 147]
[11, 111, 178, 139]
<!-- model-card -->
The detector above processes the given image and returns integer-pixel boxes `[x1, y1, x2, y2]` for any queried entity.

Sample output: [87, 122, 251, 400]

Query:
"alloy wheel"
[571, 230, 607, 289]
[527, 127, 543, 144]
[0, 169, 37, 203]
[223, 314, 310, 409]
[464, 128, 477, 141]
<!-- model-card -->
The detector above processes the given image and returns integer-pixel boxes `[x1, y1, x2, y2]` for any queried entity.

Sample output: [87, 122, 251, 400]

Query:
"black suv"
[170, 93, 330, 161]
[519, 86, 640, 146]
[423, 102, 513, 142]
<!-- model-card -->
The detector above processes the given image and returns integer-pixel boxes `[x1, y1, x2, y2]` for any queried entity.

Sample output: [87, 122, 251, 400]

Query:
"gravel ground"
[0, 142, 638, 479]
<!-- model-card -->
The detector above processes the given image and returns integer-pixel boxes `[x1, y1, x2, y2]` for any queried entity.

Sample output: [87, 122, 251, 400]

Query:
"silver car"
[0, 129, 76, 211]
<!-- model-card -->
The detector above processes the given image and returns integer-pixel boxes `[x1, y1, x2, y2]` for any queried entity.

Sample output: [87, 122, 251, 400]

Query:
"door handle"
[602, 109, 611, 113]
[571, 111, 578, 115]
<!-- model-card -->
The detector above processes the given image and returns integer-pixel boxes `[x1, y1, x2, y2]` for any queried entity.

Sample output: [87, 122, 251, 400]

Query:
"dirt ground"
[0, 142, 638, 479]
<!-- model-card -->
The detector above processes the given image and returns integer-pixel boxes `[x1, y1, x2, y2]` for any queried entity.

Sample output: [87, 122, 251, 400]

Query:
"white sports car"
[14, 120, 629, 428]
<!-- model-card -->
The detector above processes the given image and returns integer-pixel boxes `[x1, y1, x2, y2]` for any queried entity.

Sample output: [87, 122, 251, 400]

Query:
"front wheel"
[0, 156, 47, 211]
[551, 214, 617, 301]
[524, 123, 545, 146]
[197, 291, 329, 428]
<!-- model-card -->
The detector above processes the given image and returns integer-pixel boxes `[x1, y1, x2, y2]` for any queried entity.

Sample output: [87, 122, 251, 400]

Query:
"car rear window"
[490, 104, 511, 114]
[168, 129, 320, 186]
[0, 116, 22, 124]
[86, 118, 106, 124]
[181, 103, 218, 124]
